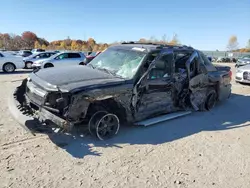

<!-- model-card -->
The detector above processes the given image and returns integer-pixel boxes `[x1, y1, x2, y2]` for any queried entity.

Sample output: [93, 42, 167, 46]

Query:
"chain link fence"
[202, 51, 250, 58]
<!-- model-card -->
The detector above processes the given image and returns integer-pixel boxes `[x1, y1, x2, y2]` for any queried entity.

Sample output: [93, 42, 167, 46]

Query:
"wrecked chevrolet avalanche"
[14, 42, 232, 140]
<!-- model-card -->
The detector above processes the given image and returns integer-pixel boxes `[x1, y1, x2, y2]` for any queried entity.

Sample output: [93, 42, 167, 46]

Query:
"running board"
[135, 111, 192, 127]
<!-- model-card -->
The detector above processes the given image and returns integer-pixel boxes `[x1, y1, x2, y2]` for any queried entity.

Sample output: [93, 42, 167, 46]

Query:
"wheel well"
[3, 62, 16, 70]
[213, 82, 219, 100]
[44, 63, 54, 67]
[86, 98, 127, 123]
[26, 61, 33, 64]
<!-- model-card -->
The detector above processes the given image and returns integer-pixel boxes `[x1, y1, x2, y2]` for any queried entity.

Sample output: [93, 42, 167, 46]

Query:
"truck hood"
[31, 65, 125, 92]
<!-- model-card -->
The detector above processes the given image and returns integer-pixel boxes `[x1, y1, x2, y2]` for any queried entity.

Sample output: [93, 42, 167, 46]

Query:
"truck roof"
[110, 41, 195, 53]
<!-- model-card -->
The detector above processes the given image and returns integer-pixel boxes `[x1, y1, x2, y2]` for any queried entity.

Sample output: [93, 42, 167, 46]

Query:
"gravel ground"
[1, 64, 250, 188]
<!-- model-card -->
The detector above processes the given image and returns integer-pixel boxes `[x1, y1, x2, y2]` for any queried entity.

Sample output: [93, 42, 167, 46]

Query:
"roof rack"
[121, 41, 193, 49]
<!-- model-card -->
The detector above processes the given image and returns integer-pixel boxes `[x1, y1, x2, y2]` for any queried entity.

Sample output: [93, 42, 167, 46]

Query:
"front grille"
[243, 72, 250, 81]
[235, 76, 242, 80]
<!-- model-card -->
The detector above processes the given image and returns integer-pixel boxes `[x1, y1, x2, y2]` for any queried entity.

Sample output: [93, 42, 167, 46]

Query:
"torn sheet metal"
[189, 74, 210, 110]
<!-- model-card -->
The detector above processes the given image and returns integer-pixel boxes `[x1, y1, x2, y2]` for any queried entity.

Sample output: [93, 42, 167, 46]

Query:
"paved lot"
[1, 64, 250, 188]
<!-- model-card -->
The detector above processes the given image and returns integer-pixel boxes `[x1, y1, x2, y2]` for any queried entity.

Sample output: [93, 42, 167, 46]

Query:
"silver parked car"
[23, 51, 57, 69]
[32, 51, 86, 69]
[235, 64, 250, 84]
[235, 55, 250, 68]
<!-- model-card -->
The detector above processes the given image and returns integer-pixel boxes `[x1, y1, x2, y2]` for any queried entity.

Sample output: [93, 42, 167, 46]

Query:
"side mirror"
[83, 58, 88, 64]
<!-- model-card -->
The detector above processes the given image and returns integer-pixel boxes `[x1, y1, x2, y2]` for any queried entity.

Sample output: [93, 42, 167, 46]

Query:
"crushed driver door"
[132, 48, 175, 121]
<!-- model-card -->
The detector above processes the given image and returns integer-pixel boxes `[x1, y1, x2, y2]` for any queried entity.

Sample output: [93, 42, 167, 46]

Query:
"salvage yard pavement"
[1, 64, 250, 188]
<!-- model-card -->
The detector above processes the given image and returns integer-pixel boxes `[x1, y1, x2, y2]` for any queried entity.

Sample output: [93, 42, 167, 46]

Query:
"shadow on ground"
[24, 93, 250, 158]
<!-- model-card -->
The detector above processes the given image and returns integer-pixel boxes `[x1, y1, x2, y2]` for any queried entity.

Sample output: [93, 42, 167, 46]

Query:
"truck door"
[132, 49, 175, 121]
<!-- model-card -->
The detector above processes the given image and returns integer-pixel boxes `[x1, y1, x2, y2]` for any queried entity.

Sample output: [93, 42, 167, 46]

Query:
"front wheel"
[88, 111, 120, 140]
[25, 61, 33, 69]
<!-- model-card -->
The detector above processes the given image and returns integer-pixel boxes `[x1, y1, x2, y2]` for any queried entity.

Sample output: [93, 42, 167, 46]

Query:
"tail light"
[229, 70, 232, 81]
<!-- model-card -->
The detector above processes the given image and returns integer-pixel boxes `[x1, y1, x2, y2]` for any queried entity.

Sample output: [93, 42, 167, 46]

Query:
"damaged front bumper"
[11, 79, 73, 131]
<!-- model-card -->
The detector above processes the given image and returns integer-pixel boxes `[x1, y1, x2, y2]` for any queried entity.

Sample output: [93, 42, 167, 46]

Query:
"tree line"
[0, 31, 109, 52]
[0, 31, 181, 52]
[0, 31, 249, 52]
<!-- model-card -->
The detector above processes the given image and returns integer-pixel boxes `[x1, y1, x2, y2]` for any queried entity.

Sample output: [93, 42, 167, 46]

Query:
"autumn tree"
[59, 41, 67, 50]
[64, 36, 71, 49]
[71, 40, 81, 51]
[169, 34, 179, 45]
[81, 43, 88, 51]
[41, 44, 47, 50]
[22, 31, 37, 48]
[227, 35, 239, 51]
[87, 38, 96, 51]
[34, 41, 41, 49]
[11, 35, 23, 50]
[139, 38, 147, 43]
[92, 45, 99, 52]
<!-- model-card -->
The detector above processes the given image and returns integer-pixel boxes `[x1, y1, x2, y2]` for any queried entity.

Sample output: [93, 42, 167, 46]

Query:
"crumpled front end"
[13, 78, 78, 131]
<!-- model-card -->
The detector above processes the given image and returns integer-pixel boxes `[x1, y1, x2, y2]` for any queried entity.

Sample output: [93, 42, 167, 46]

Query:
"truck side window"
[148, 54, 172, 80]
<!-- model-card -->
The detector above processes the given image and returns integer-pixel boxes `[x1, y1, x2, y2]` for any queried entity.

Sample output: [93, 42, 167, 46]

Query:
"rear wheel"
[44, 63, 54, 68]
[3, 63, 16, 73]
[205, 89, 217, 110]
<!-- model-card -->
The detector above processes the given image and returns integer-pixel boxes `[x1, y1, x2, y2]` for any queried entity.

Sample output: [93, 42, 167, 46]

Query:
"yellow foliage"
[41, 44, 46, 50]
[34, 41, 40, 49]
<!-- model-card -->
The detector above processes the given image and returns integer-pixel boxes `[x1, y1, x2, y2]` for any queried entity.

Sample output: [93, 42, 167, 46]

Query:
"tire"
[44, 63, 54, 68]
[88, 110, 120, 140]
[205, 89, 217, 111]
[3, 63, 16, 73]
[25, 61, 33, 69]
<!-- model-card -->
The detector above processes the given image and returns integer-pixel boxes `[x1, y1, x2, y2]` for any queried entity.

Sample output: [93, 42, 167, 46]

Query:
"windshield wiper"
[97, 68, 124, 78]
[87, 64, 95, 69]
[97, 67, 114, 75]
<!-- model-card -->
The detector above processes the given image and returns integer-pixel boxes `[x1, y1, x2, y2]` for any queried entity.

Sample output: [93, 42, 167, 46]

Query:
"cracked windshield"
[89, 48, 146, 79]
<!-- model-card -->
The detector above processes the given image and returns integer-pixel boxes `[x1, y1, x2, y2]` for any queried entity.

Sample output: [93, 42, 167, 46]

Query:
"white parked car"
[0, 52, 25, 73]
[31, 48, 45, 54]
[32, 52, 86, 69]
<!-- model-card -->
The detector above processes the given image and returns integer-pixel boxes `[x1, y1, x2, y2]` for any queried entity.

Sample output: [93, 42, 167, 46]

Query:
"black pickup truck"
[14, 42, 232, 140]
